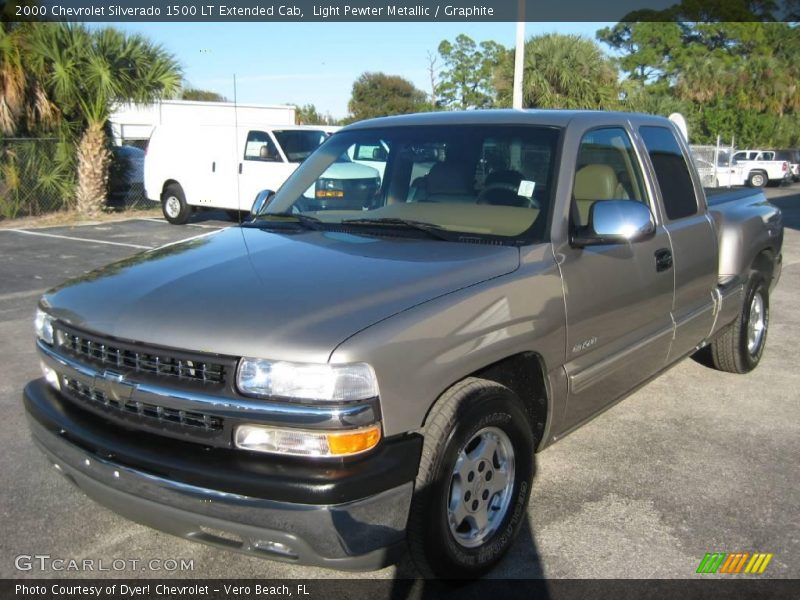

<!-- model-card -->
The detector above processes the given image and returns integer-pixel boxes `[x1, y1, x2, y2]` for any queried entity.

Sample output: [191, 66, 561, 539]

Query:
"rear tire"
[709, 273, 769, 373]
[407, 378, 535, 579]
[747, 171, 767, 188]
[161, 183, 191, 225]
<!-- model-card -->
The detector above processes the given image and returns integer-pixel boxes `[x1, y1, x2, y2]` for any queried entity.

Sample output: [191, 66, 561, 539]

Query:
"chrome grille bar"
[63, 377, 223, 431]
[57, 327, 226, 385]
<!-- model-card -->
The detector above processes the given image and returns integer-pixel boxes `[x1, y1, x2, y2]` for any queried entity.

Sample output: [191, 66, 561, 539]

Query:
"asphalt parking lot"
[0, 190, 798, 581]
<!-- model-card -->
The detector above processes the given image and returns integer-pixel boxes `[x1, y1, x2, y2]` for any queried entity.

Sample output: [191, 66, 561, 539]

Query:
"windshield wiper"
[341, 217, 455, 241]
[244, 213, 324, 231]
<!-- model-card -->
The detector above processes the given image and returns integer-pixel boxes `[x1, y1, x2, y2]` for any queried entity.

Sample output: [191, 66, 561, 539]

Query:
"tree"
[598, 13, 800, 146]
[347, 72, 427, 122]
[495, 34, 620, 110]
[436, 34, 504, 110]
[25, 23, 181, 215]
[0, 23, 59, 136]
[295, 103, 338, 125]
[425, 50, 439, 107]
[181, 87, 226, 102]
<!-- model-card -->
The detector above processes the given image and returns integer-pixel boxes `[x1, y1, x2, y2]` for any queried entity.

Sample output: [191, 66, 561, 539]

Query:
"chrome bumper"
[28, 412, 411, 570]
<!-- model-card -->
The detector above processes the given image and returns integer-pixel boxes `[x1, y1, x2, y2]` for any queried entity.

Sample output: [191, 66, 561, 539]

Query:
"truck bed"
[704, 186, 761, 207]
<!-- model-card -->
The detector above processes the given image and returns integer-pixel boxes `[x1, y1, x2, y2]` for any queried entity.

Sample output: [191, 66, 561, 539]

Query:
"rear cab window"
[639, 126, 698, 221]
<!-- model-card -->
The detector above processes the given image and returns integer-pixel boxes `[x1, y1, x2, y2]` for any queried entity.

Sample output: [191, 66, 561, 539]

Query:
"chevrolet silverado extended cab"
[25, 111, 783, 578]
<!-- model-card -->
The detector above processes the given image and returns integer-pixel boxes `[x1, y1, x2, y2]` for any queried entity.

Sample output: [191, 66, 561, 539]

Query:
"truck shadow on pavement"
[769, 191, 800, 231]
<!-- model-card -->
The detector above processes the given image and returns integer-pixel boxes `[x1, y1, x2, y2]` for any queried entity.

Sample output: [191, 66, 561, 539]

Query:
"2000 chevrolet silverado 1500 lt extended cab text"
[25, 111, 783, 578]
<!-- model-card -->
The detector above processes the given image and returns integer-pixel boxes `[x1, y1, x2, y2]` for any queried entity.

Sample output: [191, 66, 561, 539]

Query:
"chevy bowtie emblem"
[93, 370, 135, 402]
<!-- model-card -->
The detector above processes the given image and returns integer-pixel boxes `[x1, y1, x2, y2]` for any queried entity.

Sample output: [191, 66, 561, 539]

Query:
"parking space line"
[136, 218, 227, 230]
[153, 228, 223, 250]
[6, 229, 152, 250]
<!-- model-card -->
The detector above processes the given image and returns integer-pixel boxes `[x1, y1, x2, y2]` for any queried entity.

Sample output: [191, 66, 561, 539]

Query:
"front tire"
[709, 273, 769, 373]
[407, 378, 535, 579]
[161, 183, 191, 225]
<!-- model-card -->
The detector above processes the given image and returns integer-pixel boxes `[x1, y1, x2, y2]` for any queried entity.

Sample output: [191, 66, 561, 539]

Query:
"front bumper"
[24, 379, 420, 570]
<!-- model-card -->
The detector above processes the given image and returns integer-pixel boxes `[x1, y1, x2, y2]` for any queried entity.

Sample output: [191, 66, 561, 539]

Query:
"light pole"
[512, 0, 525, 109]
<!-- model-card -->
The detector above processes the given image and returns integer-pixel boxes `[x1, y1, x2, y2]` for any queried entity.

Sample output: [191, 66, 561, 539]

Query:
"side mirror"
[571, 199, 656, 247]
[251, 189, 275, 217]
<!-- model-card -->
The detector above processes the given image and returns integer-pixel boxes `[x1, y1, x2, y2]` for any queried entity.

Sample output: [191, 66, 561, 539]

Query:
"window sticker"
[518, 180, 536, 198]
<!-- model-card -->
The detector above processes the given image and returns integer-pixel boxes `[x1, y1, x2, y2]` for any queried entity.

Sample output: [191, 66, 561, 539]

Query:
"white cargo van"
[145, 125, 380, 224]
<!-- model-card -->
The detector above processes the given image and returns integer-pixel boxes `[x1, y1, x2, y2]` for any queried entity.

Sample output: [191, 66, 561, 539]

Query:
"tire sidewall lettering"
[439, 406, 532, 569]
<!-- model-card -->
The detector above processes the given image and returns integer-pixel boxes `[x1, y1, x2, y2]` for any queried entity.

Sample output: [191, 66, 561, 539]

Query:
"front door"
[238, 130, 296, 211]
[560, 126, 675, 428]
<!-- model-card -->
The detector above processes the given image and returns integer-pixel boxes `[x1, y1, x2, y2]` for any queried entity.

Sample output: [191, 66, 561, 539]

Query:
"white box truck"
[145, 125, 380, 224]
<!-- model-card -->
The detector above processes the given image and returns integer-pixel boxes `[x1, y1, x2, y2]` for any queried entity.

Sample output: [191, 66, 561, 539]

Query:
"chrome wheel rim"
[447, 426, 515, 548]
[747, 292, 766, 355]
[164, 196, 181, 218]
[752, 174, 765, 186]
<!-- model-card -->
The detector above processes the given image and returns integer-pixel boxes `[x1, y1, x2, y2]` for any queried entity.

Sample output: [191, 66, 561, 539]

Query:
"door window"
[572, 127, 648, 227]
[640, 126, 698, 221]
[244, 131, 281, 162]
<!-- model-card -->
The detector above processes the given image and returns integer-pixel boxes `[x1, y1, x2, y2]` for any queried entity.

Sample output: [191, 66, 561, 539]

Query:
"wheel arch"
[422, 351, 551, 450]
[751, 247, 777, 285]
[161, 179, 182, 197]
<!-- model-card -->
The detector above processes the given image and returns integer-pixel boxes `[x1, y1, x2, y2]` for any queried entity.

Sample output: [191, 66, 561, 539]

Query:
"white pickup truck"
[731, 150, 791, 187]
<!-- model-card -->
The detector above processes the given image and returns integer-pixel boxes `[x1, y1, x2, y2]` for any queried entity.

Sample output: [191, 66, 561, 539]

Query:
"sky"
[93, 22, 614, 119]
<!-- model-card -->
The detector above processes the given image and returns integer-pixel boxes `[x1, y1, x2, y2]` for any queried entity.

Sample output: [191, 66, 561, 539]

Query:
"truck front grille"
[55, 326, 227, 385]
[63, 377, 223, 431]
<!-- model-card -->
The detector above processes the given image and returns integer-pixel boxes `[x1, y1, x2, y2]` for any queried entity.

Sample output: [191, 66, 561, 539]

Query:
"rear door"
[638, 125, 718, 362]
[560, 126, 675, 427]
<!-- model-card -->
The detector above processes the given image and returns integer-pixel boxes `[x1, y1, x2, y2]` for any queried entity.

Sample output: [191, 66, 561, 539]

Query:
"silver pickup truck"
[25, 111, 783, 578]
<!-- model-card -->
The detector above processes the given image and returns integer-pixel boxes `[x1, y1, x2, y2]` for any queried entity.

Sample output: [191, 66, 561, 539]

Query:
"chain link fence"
[0, 137, 153, 221]
[689, 137, 736, 188]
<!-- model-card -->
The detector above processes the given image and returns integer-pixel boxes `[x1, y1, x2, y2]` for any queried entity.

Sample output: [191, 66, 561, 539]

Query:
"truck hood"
[42, 227, 520, 362]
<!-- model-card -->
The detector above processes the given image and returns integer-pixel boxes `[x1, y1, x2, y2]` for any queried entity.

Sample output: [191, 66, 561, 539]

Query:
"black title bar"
[4, 0, 799, 22]
[4, 578, 800, 600]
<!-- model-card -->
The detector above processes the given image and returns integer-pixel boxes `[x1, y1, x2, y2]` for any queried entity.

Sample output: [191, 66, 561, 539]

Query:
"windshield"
[273, 129, 327, 162]
[262, 125, 561, 244]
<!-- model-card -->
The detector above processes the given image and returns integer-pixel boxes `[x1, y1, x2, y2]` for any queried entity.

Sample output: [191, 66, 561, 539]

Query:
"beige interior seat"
[573, 164, 628, 224]
[418, 161, 476, 203]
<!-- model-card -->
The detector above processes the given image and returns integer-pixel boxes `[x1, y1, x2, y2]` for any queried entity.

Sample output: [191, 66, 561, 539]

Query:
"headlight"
[236, 358, 379, 401]
[34, 309, 55, 345]
[234, 423, 381, 457]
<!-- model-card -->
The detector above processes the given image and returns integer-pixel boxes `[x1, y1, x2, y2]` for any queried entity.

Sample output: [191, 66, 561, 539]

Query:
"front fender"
[329, 244, 566, 437]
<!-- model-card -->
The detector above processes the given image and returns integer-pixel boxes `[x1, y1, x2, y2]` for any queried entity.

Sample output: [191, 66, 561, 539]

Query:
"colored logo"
[696, 552, 773, 574]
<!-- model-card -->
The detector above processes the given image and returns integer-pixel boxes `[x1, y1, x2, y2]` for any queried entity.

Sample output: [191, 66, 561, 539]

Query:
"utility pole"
[512, 0, 525, 109]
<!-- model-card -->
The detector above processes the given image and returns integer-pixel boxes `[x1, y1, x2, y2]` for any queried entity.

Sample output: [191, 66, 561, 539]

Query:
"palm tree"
[0, 23, 59, 136]
[0, 24, 25, 135]
[26, 24, 181, 215]
[495, 34, 621, 110]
